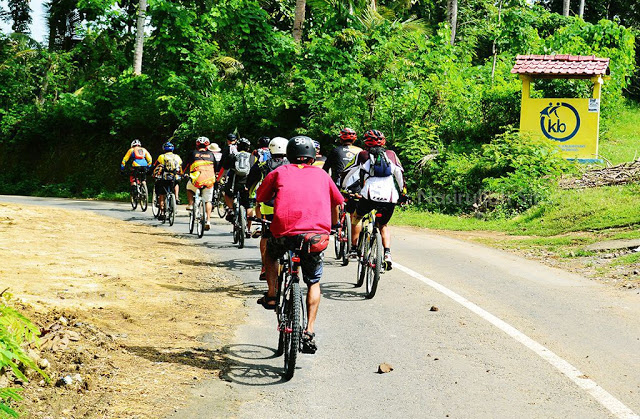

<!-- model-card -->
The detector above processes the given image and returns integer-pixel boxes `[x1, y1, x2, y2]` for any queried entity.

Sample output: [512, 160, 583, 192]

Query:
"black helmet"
[227, 133, 237, 142]
[238, 137, 251, 152]
[257, 136, 270, 148]
[287, 136, 316, 163]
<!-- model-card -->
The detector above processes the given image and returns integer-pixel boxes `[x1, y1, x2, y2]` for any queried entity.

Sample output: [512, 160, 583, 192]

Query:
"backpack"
[368, 148, 392, 178]
[257, 148, 271, 163]
[234, 151, 251, 178]
[163, 154, 179, 174]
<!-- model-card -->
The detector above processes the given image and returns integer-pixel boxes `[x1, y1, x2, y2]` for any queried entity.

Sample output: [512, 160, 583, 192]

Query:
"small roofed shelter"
[511, 54, 610, 162]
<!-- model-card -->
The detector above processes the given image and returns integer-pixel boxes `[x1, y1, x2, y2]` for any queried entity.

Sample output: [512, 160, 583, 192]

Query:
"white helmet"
[131, 139, 141, 148]
[269, 137, 288, 155]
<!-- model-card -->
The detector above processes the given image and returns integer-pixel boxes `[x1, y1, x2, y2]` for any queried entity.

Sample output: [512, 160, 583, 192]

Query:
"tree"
[562, 0, 570, 16]
[2, 0, 32, 34]
[447, 0, 457, 45]
[292, 0, 306, 42]
[133, 0, 147, 74]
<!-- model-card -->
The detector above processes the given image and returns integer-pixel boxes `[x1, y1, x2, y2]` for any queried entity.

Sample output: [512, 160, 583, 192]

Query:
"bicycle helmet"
[269, 137, 288, 155]
[313, 140, 321, 152]
[131, 139, 141, 148]
[238, 137, 251, 152]
[363, 129, 386, 147]
[257, 136, 270, 148]
[339, 128, 357, 142]
[227, 133, 237, 142]
[163, 142, 174, 152]
[287, 136, 316, 163]
[196, 136, 210, 148]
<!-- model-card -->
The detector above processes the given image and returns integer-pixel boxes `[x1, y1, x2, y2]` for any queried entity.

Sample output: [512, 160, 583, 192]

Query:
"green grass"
[599, 101, 640, 165]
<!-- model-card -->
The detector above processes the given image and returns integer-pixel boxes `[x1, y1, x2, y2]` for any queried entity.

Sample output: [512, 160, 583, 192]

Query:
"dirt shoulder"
[0, 203, 247, 418]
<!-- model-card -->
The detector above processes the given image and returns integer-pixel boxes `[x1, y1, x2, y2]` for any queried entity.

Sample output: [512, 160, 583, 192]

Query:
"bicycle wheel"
[275, 258, 289, 357]
[232, 204, 239, 244]
[342, 213, 352, 266]
[333, 221, 341, 259]
[196, 198, 205, 238]
[130, 187, 138, 210]
[365, 231, 383, 299]
[139, 183, 148, 212]
[283, 280, 301, 381]
[188, 201, 195, 234]
[238, 206, 246, 249]
[151, 187, 159, 218]
[356, 229, 368, 287]
[216, 188, 226, 218]
[168, 193, 176, 226]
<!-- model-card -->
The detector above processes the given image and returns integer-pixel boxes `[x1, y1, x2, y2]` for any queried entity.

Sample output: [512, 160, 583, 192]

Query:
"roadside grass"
[599, 101, 640, 165]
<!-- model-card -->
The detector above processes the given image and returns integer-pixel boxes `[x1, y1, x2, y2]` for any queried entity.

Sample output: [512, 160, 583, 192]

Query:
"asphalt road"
[3, 195, 639, 419]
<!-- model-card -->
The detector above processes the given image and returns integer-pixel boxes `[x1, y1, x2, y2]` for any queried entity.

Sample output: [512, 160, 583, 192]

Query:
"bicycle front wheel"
[342, 213, 352, 266]
[216, 188, 226, 218]
[130, 187, 138, 210]
[139, 183, 148, 212]
[188, 202, 195, 234]
[356, 229, 368, 287]
[168, 193, 176, 226]
[238, 206, 246, 249]
[365, 231, 383, 299]
[151, 187, 159, 218]
[196, 198, 205, 238]
[283, 281, 301, 381]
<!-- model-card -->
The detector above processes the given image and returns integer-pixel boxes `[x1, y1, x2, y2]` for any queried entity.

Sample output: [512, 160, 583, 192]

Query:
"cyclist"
[182, 136, 217, 230]
[120, 139, 152, 196]
[253, 136, 271, 163]
[152, 142, 183, 220]
[322, 128, 362, 185]
[256, 135, 344, 353]
[342, 129, 406, 269]
[312, 140, 326, 168]
[222, 137, 255, 235]
[247, 137, 289, 281]
[208, 142, 223, 172]
[221, 133, 238, 164]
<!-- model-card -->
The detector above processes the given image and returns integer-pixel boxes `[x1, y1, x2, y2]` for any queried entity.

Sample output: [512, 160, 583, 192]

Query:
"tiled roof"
[511, 54, 610, 77]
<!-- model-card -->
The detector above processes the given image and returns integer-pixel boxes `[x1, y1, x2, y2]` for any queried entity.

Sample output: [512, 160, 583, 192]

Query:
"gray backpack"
[234, 151, 251, 177]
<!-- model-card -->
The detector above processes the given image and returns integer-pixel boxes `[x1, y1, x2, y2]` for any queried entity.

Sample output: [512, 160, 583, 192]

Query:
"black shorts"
[352, 199, 396, 225]
[266, 236, 324, 285]
[224, 178, 250, 208]
[344, 197, 357, 214]
[260, 215, 274, 239]
[154, 179, 173, 195]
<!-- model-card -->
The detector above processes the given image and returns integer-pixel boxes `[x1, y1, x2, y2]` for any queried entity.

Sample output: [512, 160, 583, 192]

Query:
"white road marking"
[394, 262, 639, 419]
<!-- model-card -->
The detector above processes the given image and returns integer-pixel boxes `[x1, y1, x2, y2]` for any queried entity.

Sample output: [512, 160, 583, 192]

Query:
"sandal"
[301, 331, 317, 354]
[257, 293, 277, 311]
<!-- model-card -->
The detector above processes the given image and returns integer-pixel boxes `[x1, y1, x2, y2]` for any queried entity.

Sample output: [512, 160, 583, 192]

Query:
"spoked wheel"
[151, 188, 159, 218]
[356, 230, 368, 287]
[334, 225, 341, 259]
[196, 199, 205, 238]
[365, 231, 383, 299]
[139, 183, 148, 212]
[275, 257, 290, 357]
[283, 281, 301, 381]
[232, 205, 239, 244]
[167, 194, 176, 226]
[188, 202, 195, 234]
[216, 189, 227, 218]
[130, 187, 138, 210]
[342, 213, 352, 266]
[238, 206, 246, 249]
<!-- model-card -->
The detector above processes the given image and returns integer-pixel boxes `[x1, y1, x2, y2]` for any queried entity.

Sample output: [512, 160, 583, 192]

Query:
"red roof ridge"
[511, 54, 610, 77]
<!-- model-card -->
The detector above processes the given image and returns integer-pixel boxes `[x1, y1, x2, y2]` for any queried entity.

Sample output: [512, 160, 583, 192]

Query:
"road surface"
[2, 195, 638, 419]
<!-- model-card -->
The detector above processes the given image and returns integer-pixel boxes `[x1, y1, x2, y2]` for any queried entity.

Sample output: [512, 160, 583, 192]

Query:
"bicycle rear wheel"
[196, 198, 205, 238]
[188, 201, 195, 234]
[216, 188, 226, 218]
[342, 213, 352, 266]
[356, 229, 368, 287]
[365, 231, 383, 299]
[167, 193, 176, 226]
[283, 281, 301, 381]
[130, 187, 138, 210]
[275, 257, 289, 357]
[238, 206, 246, 249]
[151, 188, 159, 218]
[139, 183, 148, 212]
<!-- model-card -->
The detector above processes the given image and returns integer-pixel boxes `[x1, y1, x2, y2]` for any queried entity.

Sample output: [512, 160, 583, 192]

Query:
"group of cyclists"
[120, 128, 406, 354]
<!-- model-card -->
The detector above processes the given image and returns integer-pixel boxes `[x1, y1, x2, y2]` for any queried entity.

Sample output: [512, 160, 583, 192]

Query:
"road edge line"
[394, 262, 639, 419]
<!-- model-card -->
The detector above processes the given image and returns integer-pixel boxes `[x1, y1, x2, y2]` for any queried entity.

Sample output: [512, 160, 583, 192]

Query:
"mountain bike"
[231, 187, 247, 249]
[160, 175, 180, 226]
[356, 210, 384, 299]
[130, 167, 149, 212]
[214, 181, 228, 219]
[333, 202, 351, 266]
[274, 241, 307, 381]
[188, 186, 207, 238]
[151, 186, 160, 219]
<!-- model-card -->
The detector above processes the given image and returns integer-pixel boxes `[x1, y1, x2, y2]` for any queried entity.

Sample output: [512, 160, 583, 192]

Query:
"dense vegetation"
[0, 0, 637, 211]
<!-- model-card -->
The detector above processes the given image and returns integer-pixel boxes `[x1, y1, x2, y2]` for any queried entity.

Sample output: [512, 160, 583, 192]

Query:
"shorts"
[352, 199, 396, 226]
[266, 236, 324, 285]
[129, 167, 148, 183]
[260, 214, 274, 239]
[187, 180, 213, 202]
[224, 178, 250, 208]
[154, 179, 173, 196]
[344, 197, 357, 214]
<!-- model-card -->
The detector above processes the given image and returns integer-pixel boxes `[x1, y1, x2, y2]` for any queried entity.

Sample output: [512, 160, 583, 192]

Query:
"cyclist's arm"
[144, 149, 152, 165]
[255, 170, 277, 203]
[388, 151, 407, 194]
[322, 150, 334, 174]
[120, 149, 133, 170]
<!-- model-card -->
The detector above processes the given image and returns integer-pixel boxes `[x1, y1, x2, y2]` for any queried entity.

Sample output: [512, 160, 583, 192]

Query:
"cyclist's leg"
[261, 236, 287, 306]
[376, 203, 395, 249]
[174, 183, 180, 204]
[186, 180, 197, 209]
[202, 187, 214, 222]
[301, 250, 323, 338]
[223, 180, 234, 213]
[351, 199, 373, 248]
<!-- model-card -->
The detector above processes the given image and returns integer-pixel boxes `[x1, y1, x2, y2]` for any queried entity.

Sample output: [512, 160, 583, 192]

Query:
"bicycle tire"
[232, 203, 239, 244]
[275, 256, 288, 357]
[216, 188, 226, 218]
[365, 231, 383, 299]
[356, 229, 368, 287]
[130, 187, 138, 210]
[333, 223, 341, 259]
[342, 213, 351, 266]
[151, 188, 159, 218]
[140, 183, 148, 212]
[196, 198, 205, 238]
[168, 193, 176, 226]
[188, 201, 195, 234]
[238, 206, 246, 249]
[283, 281, 301, 381]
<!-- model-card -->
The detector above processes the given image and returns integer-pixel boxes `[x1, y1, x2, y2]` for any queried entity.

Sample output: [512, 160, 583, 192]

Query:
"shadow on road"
[125, 346, 226, 371]
[321, 282, 366, 301]
[158, 281, 263, 299]
[178, 258, 262, 272]
[219, 344, 286, 386]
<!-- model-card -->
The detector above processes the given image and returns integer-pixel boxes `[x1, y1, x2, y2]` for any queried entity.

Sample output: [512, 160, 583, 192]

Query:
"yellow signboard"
[520, 98, 600, 161]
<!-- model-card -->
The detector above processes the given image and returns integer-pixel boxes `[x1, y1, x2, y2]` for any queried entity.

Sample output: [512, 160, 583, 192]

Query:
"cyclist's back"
[323, 128, 362, 184]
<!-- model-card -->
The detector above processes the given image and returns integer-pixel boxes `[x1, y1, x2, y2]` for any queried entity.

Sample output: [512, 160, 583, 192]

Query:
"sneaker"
[384, 251, 393, 270]
[301, 331, 317, 354]
[348, 248, 358, 259]
[176, 198, 182, 205]
[186, 205, 192, 211]
[205, 222, 211, 231]
[259, 271, 266, 281]
[158, 214, 165, 221]
[225, 210, 234, 223]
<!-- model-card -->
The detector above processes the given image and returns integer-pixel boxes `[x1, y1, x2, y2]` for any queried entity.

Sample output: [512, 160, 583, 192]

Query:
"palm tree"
[132, 0, 147, 74]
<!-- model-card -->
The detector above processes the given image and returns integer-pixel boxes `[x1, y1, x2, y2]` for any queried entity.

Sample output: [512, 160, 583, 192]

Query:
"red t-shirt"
[256, 164, 345, 238]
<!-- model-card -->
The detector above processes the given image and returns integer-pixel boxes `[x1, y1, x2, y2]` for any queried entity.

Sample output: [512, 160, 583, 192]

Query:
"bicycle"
[355, 210, 384, 299]
[151, 186, 160, 219]
[129, 167, 149, 212]
[213, 180, 227, 219]
[333, 201, 351, 266]
[159, 175, 180, 226]
[231, 187, 247, 249]
[188, 186, 207, 238]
